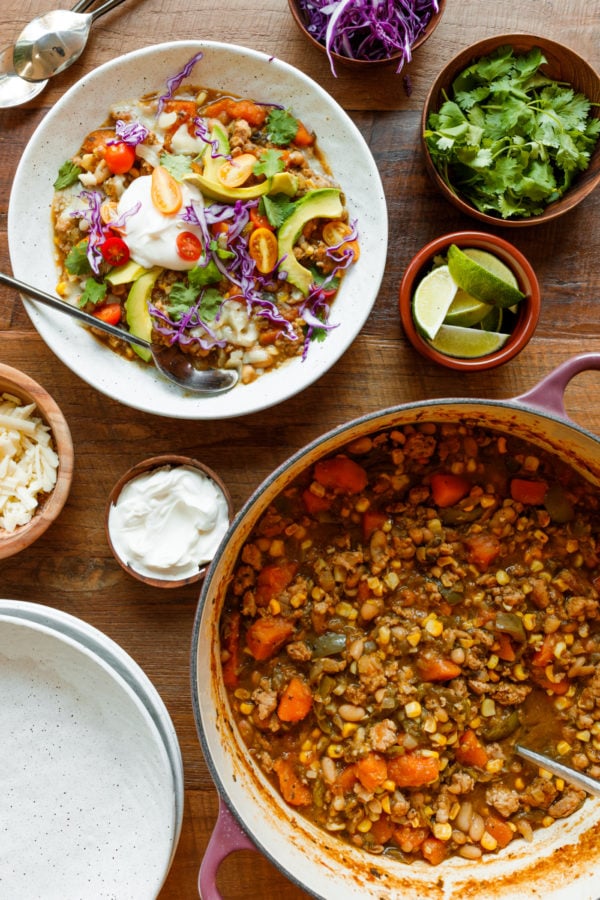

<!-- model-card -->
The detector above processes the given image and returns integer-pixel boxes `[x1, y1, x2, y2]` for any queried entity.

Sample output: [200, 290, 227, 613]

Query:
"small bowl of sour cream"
[105, 455, 233, 588]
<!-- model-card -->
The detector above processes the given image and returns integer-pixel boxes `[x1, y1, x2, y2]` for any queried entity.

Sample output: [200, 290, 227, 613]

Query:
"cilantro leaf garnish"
[253, 148, 285, 178]
[65, 240, 93, 276]
[198, 288, 223, 322]
[189, 260, 221, 288]
[262, 193, 296, 228]
[53, 160, 82, 190]
[78, 278, 107, 308]
[160, 153, 193, 180]
[165, 282, 199, 319]
[266, 108, 299, 145]
[424, 45, 600, 219]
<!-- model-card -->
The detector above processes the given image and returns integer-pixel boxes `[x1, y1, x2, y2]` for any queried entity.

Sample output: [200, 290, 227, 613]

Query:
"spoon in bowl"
[0, 272, 239, 394]
[13, 0, 128, 83]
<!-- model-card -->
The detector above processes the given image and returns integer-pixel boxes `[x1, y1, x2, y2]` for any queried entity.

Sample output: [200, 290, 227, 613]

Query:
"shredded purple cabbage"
[297, 0, 439, 75]
[194, 118, 231, 160]
[71, 189, 105, 274]
[107, 119, 150, 146]
[157, 51, 204, 115]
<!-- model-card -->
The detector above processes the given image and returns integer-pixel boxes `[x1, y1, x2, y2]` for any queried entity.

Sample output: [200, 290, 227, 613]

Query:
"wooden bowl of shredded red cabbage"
[288, 0, 445, 75]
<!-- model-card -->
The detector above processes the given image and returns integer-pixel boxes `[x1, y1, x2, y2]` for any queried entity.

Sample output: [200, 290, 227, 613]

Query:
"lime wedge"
[447, 245, 525, 309]
[478, 305, 503, 331]
[445, 288, 493, 327]
[428, 324, 510, 358]
[462, 248, 519, 288]
[412, 264, 458, 340]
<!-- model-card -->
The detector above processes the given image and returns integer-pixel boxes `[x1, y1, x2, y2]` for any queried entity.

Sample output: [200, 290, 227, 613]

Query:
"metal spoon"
[13, 0, 128, 83]
[515, 743, 600, 798]
[0, 272, 239, 395]
[0, 0, 95, 107]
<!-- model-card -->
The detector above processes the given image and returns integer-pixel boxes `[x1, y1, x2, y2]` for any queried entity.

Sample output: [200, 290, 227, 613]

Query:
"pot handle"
[198, 796, 256, 899]
[513, 353, 600, 420]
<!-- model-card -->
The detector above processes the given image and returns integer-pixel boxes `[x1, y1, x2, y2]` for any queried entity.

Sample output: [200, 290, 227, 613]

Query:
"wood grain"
[1, 0, 599, 897]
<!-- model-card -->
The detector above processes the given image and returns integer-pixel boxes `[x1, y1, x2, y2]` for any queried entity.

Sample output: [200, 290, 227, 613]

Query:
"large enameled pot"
[192, 354, 600, 900]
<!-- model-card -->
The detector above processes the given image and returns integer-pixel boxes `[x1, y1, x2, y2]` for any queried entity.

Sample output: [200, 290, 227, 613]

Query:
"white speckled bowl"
[8, 41, 387, 420]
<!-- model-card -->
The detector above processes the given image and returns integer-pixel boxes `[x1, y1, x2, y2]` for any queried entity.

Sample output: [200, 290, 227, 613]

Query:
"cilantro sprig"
[424, 46, 600, 219]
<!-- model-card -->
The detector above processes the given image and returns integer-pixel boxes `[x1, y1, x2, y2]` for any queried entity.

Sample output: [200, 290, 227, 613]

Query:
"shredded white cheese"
[0, 392, 59, 533]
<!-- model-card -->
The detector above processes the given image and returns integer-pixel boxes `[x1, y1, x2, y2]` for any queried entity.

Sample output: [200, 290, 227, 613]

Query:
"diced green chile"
[495, 612, 526, 643]
[312, 632, 347, 657]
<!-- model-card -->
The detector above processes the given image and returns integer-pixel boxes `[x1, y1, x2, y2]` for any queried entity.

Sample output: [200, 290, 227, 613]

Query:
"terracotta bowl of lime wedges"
[422, 35, 600, 226]
[399, 231, 541, 371]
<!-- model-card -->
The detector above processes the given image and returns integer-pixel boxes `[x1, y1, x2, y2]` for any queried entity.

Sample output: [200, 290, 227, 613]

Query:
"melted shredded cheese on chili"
[0, 392, 59, 532]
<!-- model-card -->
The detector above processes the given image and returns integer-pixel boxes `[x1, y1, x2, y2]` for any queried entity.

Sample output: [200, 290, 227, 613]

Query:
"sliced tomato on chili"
[100, 235, 130, 267]
[93, 303, 122, 325]
[104, 141, 136, 175]
[176, 231, 202, 262]
[249, 207, 274, 231]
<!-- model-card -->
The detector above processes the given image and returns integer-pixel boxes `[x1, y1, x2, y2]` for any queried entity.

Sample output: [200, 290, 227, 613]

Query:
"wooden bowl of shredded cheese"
[0, 364, 73, 559]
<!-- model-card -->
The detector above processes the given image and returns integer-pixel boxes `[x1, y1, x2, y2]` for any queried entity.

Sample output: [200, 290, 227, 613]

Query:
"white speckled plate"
[8, 40, 387, 420]
[0, 615, 179, 899]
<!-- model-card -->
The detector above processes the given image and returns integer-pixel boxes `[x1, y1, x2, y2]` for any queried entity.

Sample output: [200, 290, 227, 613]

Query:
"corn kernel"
[592, 722, 600, 736]
[336, 601, 355, 618]
[433, 822, 453, 841]
[423, 716, 437, 734]
[576, 730, 591, 742]
[539, 767, 553, 780]
[384, 571, 400, 590]
[420, 749, 439, 759]
[382, 780, 395, 794]
[554, 696, 572, 711]
[513, 663, 528, 681]
[530, 559, 544, 573]
[480, 831, 498, 851]
[377, 625, 391, 646]
[406, 630, 422, 647]
[299, 751, 312, 765]
[381, 795, 391, 814]
[487, 654, 499, 670]
[557, 741, 571, 756]
[495, 569, 510, 586]
[342, 722, 358, 738]
[481, 698, 496, 717]
[239, 702, 254, 716]
[430, 733, 448, 747]
[405, 701, 422, 719]
[269, 539, 285, 557]
[312, 586, 326, 601]
[565, 633, 574, 646]
[291, 593, 307, 609]
[469, 717, 482, 729]
[425, 618, 444, 637]
[523, 614, 536, 631]
[268, 599, 281, 615]
[354, 497, 370, 513]
[56, 281, 68, 297]
[542, 816, 555, 828]
[555, 779, 565, 791]
[327, 744, 344, 758]
[515, 777, 525, 790]
[553, 641, 567, 659]
[357, 819, 372, 833]
[486, 758, 504, 774]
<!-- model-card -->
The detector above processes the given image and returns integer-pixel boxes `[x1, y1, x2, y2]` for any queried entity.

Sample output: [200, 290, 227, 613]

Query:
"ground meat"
[522, 777, 559, 809]
[486, 784, 521, 817]
[369, 719, 397, 751]
[548, 786, 586, 818]
[286, 640, 313, 662]
[252, 688, 277, 721]
[490, 682, 532, 706]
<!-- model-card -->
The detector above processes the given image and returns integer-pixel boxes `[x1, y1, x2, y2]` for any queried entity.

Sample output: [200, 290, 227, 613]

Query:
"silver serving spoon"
[0, 0, 95, 108]
[0, 272, 239, 395]
[13, 0, 128, 83]
[515, 743, 600, 798]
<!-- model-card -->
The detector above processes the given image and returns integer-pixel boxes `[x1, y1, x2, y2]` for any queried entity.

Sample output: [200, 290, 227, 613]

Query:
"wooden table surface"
[1, 1, 599, 897]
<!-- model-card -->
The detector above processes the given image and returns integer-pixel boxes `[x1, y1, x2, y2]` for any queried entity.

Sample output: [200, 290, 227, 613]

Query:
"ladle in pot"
[0, 272, 239, 394]
[13, 0, 128, 83]
[515, 744, 600, 798]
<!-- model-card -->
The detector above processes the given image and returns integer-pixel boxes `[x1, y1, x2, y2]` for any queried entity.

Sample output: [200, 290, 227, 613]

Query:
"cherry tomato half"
[151, 165, 183, 215]
[248, 227, 278, 274]
[176, 231, 202, 262]
[217, 153, 257, 189]
[100, 235, 130, 267]
[93, 303, 122, 325]
[249, 207, 274, 231]
[322, 220, 360, 263]
[104, 141, 136, 175]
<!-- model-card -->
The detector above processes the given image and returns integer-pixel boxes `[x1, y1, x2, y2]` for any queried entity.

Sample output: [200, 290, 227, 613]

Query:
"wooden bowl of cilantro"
[422, 34, 600, 226]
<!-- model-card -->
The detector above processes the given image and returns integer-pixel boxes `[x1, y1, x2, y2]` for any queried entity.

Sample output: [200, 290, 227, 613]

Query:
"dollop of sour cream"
[116, 175, 204, 271]
[108, 464, 230, 581]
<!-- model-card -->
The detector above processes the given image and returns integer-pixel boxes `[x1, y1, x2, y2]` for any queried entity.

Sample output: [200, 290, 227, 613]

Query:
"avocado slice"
[202, 122, 230, 182]
[105, 259, 148, 286]
[184, 169, 298, 203]
[125, 267, 162, 361]
[277, 188, 343, 295]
